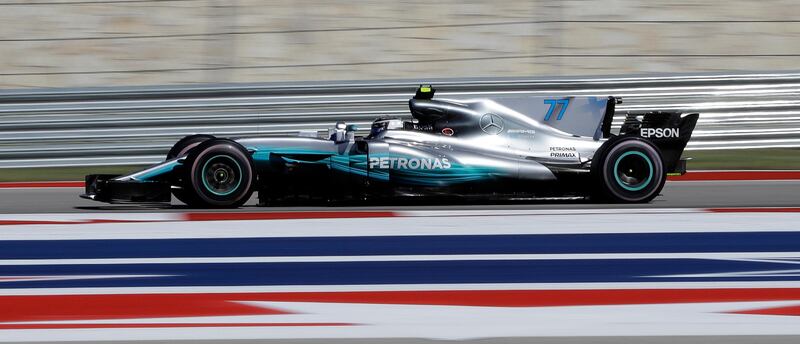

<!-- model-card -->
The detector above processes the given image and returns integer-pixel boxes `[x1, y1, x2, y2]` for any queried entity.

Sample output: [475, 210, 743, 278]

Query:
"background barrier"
[1, 72, 799, 168]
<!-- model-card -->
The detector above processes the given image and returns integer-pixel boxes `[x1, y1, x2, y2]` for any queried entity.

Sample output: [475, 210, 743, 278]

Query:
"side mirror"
[345, 125, 357, 141]
[329, 122, 351, 143]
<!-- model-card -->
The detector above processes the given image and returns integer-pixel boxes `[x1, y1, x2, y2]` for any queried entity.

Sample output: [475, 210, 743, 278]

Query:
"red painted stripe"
[0, 293, 290, 322]
[669, 171, 800, 181]
[0, 181, 84, 188]
[0, 322, 353, 330]
[242, 288, 800, 307]
[184, 211, 398, 221]
[4, 288, 800, 324]
[708, 207, 800, 213]
[732, 305, 800, 316]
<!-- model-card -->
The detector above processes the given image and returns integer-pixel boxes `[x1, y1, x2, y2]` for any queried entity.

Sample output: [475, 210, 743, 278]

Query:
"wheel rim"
[201, 155, 243, 196]
[613, 151, 653, 191]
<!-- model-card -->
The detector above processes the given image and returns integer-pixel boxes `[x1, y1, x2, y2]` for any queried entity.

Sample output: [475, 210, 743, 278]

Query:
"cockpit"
[368, 118, 405, 138]
[328, 85, 484, 142]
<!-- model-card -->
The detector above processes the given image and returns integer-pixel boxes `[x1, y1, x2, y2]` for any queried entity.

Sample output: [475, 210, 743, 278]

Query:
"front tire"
[592, 137, 666, 203]
[167, 134, 216, 205]
[182, 139, 255, 208]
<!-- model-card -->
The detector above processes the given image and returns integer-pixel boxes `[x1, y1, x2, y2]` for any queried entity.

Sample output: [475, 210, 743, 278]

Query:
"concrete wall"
[1, 0, 798, 88]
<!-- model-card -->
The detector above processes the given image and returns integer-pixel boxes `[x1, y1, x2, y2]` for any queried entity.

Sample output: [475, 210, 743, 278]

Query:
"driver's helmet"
[369, 118, 403, 138]
[369, 120, 388, 138]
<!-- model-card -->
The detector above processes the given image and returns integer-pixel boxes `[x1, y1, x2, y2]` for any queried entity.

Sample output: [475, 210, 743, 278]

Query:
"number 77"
[544, 98, 570, 121]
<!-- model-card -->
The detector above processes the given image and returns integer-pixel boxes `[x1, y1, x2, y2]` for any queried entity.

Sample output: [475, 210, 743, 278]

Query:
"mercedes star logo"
[480, 113, 504, 135]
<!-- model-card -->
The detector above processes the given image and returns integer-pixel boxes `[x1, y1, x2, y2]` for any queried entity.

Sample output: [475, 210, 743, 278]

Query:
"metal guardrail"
[1, 72, 799, 168]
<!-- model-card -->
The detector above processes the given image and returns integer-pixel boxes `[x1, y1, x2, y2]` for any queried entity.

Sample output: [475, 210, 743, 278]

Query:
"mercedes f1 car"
[81, 85, 698, 207]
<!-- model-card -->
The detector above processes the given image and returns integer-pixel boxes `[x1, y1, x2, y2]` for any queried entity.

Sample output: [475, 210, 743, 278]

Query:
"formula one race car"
[81, 85, 698, 207]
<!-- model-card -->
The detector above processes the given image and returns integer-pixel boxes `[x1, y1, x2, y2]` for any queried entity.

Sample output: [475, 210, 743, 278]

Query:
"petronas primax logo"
[368, 157, 452, 170]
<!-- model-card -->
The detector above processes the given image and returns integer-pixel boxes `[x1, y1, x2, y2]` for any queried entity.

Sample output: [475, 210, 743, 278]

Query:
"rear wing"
[619, 111, 701, 174]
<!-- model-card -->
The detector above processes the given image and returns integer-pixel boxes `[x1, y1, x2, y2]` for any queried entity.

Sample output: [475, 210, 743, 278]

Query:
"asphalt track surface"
[1, 180, 799, 214]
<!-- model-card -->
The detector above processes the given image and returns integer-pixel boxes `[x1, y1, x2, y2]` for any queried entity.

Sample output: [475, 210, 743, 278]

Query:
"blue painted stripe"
[0, 258, 795, 289]
[0, 231, 798, 259]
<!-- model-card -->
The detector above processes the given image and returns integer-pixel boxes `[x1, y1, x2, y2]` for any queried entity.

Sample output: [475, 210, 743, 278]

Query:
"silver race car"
[81, 85, 698, 207]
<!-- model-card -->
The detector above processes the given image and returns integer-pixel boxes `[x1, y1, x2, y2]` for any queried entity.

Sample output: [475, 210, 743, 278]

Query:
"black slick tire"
[591, 137, 666, 203]
[181, 139, 255, 208]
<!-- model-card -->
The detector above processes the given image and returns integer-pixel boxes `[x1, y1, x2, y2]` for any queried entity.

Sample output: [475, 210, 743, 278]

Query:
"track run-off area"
[0, 171, 799, 342]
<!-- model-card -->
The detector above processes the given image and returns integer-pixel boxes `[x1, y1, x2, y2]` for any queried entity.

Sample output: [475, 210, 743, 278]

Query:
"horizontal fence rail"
[1, 72, 799, 168]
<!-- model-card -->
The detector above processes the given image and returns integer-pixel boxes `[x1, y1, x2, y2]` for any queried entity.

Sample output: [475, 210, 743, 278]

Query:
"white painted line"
[0, 213, 181, 222]
[1, 211, 799, 240]
[0, 208, 706, 224]
[2, 281, 800, 296]
[1, 252, 799, 265]
[2, 207, 799, 227]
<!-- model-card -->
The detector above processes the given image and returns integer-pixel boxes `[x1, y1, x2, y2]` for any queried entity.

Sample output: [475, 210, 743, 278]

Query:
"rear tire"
[591, 137, 666, 203]
[167, 134, 215, 206]
[181, 139, 255, 208]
